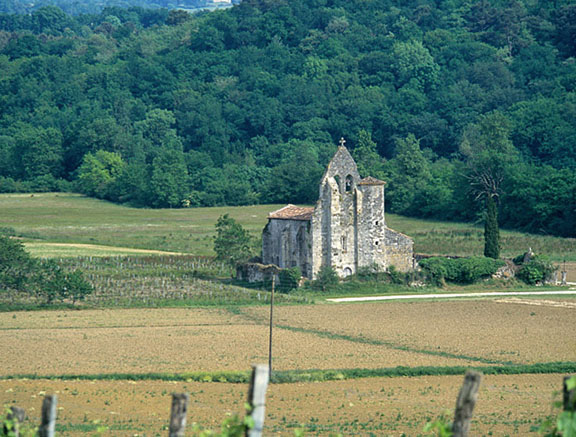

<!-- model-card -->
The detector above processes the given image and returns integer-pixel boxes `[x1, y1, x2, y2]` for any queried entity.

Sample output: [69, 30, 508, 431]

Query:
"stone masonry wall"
[385, 228, 414, 272]
[262, 219, 311, 277]
[356, 183, 387, 271]
[311, 146, 361, 278]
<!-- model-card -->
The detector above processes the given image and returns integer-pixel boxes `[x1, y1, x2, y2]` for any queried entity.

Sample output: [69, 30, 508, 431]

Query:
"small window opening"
[375, 220, 379, 226]
[374, 240, 379, 246]
[345, 175, 353, 192]
[342, 235, 347, 253]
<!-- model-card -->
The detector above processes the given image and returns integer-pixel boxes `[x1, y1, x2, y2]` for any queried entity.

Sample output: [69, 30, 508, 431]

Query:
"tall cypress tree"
[484, 195, 500, 259]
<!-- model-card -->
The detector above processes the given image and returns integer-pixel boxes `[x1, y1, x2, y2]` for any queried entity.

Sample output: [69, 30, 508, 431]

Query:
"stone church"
[261, 140, 413, 279]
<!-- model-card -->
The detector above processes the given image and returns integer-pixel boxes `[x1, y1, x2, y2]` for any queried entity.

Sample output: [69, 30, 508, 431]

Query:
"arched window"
[345, 175, 353, 192]
[341, 235, 347, 253]
[334, 175, 341, 193]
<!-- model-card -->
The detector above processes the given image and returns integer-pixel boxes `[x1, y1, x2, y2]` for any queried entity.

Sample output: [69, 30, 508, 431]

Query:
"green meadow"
[0, 192, 574, 261]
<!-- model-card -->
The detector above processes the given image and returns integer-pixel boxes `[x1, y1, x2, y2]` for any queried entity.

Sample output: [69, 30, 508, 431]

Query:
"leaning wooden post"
[38, 395, 57, 437]
[168, 393, 190, 437]
[5, 406, 26, 437]
[563, 375, 576, 412]
[246, 364, 270, 437]
[452, 371, 482, 437]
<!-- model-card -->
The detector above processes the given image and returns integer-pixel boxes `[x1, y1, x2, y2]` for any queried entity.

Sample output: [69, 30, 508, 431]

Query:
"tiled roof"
[358, 176, 386, 185]
[268, 204, 314, 221]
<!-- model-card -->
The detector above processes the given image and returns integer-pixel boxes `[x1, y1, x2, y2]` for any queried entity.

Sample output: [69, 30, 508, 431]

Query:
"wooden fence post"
[38, 395, 57, 437]
[4, 406, 26, 437]
[563, 375, 575, 412]
[168, 393, 189, 437]
[452, 371, 482, 437]
[246, 364, 270, 437]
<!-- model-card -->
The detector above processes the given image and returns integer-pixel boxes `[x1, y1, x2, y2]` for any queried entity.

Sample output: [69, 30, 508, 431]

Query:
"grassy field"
[0, 301, 574, 435]
[1, 193, 575, 435]
[1, 192, 575, 261]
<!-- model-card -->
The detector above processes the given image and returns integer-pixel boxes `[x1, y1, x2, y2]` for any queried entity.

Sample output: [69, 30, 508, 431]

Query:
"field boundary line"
[228, 308, 517, 366]
[326, 290, 576, 303]
[2, 362, 575, 384]
[0, 322, 252, 331]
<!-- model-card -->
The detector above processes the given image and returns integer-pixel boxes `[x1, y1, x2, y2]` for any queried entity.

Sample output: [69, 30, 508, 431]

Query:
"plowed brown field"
[0, 374, 563, 435]
[1, 300, 574, 435]
[243, 299, 576, 364]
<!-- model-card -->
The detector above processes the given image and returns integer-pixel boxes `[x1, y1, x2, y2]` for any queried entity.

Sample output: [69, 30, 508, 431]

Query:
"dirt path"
[24, 242, 185, 256]
[326, 289, 576, 302]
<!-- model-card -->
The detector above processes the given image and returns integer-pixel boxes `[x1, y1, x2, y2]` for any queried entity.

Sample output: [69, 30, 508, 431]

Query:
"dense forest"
[0, 0, 238, 15]
[0, 0, 575, 237]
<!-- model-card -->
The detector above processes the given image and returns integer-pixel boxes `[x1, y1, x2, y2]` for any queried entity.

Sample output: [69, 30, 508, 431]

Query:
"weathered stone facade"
[262, 142, 414, 279]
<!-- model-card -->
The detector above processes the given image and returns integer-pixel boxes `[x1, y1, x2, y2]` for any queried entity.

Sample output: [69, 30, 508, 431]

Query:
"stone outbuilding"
[262, 140, 413, 279]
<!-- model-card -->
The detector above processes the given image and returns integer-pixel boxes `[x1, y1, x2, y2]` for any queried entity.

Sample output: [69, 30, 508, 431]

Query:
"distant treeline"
[0, 0, 239, 15]
[0, 0, 574, 236]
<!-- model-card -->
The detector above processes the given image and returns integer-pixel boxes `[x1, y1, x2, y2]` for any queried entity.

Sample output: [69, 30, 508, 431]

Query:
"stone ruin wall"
[262, 218, 311, 277]
[385, 228, 414, 272]
[355, 184, 387, 271]
[236, 262, 279, 283]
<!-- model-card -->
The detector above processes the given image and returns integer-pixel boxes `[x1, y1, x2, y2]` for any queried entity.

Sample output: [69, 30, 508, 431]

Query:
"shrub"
[314, 265, 339, 291]
[419, 256, 505, 285]
[356, 263, 383, 281]
[0, 235, 92, 303]
[0, 235, 35, 292]
[387, 265, 406, 284]
[213, 214, 252, 265]
[277, 267, 301, 293]
[516, 256, 556, 285]
[457, 257, 505, 283]
[34, 260, 93, 304]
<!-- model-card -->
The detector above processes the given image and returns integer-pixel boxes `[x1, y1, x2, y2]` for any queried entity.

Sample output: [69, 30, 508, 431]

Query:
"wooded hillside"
[0, 0, 574, 236]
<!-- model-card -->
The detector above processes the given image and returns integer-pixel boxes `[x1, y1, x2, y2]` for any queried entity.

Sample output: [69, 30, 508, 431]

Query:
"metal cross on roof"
[339, 137, 346, 147]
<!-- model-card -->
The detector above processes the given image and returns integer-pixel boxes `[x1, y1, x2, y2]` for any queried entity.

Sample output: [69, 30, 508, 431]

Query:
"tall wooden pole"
[268, 275, 275, 380]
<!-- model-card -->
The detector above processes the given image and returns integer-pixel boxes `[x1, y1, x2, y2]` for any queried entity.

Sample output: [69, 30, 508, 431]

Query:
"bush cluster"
[277, 267, 301, 294]
[515, 255, 556, 285]
[419, 256, 505, 285]
[0, 234, 92, 304]
[356, 264, 407, 285]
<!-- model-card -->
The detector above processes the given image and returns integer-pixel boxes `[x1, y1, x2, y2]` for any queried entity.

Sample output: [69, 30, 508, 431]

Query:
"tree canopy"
[0, 0, 574, 237]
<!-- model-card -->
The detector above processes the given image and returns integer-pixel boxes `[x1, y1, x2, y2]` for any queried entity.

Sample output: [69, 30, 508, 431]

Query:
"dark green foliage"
[0, 1, 574, 238]
[386, 265, 405, 285]
[8, 361, 575, 384]
[419, 256, 505, 286]
[277, 267, 301, 294]
[213, 214, 252, 265]
[356, 263, 384, 281]
[516, 256, 557, 285]
[0, 235, 33, 291]
[354, 263, 405, 284]
[34, 260, 93, 304]
[314, 265, 339, 292]
[484, 196, 500, 259]
[0, 234, 92, 302]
